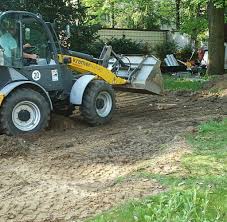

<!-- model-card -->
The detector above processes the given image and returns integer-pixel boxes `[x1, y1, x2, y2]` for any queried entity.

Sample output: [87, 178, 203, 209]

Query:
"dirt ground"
[0, 77, 226, 222]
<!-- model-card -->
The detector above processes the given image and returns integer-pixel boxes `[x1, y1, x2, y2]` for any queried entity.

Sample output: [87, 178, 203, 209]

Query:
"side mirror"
[25, 27, 31, 41]
[66, 25, 71, 39]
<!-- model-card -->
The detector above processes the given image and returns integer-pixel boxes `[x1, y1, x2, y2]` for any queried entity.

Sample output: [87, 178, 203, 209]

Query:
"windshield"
[0, 13, 21, 67]
[46, 22, 62, 54]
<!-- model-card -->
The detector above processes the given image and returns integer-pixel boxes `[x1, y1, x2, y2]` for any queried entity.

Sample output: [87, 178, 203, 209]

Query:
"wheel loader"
[0, 11, 163, 135]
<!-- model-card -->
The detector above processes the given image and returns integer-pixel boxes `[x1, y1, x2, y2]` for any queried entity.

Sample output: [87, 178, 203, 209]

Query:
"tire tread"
[0, 88, 50, 135]
[80, 80, 115, 126]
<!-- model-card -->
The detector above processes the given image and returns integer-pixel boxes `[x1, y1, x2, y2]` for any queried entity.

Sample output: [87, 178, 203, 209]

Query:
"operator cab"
[0, 11, 73, 93]
[0, 12, 57, 67]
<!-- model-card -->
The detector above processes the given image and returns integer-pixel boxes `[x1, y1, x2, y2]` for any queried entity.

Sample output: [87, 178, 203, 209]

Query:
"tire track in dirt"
[0, 91, 224, 221]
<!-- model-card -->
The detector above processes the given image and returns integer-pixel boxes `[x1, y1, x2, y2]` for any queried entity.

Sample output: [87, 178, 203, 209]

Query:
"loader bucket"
[109, 55, 164, 95]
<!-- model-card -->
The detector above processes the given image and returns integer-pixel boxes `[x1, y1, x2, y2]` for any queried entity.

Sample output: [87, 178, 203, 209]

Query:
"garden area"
[0, 0, 226, 222]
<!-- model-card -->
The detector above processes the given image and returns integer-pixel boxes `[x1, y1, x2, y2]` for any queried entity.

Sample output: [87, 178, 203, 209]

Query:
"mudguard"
[70, 74, 96, 105]
[0, 81, 53, 109]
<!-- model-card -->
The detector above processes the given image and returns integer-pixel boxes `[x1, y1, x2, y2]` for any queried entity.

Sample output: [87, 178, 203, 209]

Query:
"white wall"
[98, 29, 192, 49]
[98, 29, 167, 47]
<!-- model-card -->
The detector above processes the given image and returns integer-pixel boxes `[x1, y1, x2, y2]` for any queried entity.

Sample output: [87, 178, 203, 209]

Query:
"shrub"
[87, 39, 106, 58]
[176, 44, 196, 62]
[86, 35, 150, 57]
[69, 24, 101, 55]
[105, 36, 149, 55]
[154, 41, 178, 60]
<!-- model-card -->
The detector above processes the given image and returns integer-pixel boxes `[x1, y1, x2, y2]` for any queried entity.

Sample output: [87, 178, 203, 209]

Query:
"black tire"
[0, 88, 50, 135]
[80, 80, 115, 126]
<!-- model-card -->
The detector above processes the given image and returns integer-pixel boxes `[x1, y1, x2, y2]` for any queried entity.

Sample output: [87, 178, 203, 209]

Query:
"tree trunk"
[207, 0, 225, 75]
[111, 2, 115, 28]
[176, 0, 181, 30]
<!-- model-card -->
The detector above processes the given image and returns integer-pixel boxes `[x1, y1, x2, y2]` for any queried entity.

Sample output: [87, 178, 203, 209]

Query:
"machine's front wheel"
[80, 80, 115, 126]
[0, 88, 50, 135]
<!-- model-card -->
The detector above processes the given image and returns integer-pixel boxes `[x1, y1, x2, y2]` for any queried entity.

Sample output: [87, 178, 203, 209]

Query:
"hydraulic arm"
[58, 54, 127, 85]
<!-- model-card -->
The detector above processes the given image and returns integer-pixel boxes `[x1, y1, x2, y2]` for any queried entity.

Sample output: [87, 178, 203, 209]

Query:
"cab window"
[0, 14, 21, 67]
[22, 15, 55, 66]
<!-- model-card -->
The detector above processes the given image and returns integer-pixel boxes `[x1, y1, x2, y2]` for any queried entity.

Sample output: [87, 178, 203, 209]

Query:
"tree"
[207, 0, 225, 75]
[179, 0, 208, 46]
[82, 0, 176, 30]
[179, 0, 225, 75]
[176, 0, 181, 29]
[0, 0, 100, 53]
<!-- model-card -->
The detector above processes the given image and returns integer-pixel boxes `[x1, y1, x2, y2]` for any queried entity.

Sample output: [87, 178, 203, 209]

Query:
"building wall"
[98, 29, 168, 47]
[98, 29, 192, 49]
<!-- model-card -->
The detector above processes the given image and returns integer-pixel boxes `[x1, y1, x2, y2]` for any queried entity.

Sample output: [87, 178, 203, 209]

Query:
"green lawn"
[87, 119, 227, 222]
[163, 75, 208, 91]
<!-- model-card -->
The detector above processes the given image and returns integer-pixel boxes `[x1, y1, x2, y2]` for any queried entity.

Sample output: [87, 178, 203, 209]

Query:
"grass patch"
[182, 154, 227, 177]
[88, 188, 224, 222]
[164, 75, 206, 91]
[87, 119, 227, 222]
[187, 119, 227, 155]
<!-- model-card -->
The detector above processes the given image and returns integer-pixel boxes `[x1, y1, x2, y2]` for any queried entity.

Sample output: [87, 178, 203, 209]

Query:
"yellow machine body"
[0, 93, 4, 105]
[59, 55, 127, 85]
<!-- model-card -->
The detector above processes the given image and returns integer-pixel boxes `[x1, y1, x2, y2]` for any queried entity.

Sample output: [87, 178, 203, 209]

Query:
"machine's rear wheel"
[80, 80, 115, 126]
[0, 88, 50, 135]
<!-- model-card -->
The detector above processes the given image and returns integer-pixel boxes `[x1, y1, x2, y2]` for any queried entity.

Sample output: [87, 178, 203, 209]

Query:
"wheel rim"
[95, 91, 112, 118]
[12, 101, 41, 132]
